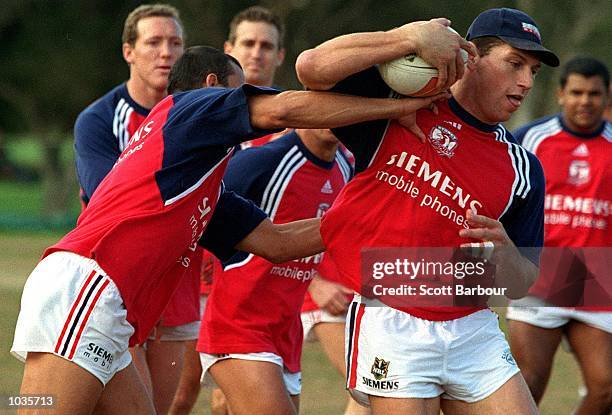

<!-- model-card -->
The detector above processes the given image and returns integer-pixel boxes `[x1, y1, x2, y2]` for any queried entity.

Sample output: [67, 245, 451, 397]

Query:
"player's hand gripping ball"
[378, 27, 468, 97]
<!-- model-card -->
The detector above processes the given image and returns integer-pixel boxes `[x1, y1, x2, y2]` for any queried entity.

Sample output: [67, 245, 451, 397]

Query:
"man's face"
[467, 43, 541, 124]
[558, 74, 608, 134]
[124, 16, 184, 92]
[224, 20, 285, 87]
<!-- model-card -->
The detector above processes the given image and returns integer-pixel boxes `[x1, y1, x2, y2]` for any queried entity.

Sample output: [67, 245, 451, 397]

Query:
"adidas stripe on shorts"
[12, 251, 134, 385]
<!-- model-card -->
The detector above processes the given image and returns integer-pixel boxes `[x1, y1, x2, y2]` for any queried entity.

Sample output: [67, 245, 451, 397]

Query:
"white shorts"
[345, 296, 519, 405]
[301, 309, 347, 342]
[147, 320, 200, 342]
[507, 296, 612, 333]
[11, 252, 134, 385]
[199, 352, 301, 395]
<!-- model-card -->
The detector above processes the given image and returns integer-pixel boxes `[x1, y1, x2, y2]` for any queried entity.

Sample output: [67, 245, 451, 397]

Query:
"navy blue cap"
[467, 8, 559, 67]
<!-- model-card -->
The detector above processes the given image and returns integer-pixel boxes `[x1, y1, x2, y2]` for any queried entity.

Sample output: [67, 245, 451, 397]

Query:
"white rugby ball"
[378, 28, 468, 97]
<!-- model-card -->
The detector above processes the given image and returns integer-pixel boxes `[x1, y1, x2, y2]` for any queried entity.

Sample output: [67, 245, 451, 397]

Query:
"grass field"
[0, 233, 582, 414]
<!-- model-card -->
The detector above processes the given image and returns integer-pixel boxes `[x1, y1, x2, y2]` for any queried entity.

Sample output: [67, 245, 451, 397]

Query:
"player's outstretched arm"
[459, 210, 538, 299]
[235, 218, 324, 264]
[295, 18, 477, 91]
[248, 89, 449, 131]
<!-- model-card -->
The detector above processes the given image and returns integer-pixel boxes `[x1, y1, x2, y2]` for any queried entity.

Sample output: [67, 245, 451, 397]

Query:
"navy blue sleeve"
[511, 124, 530, 145]
[222, 142, 285, 206]
[198, 188, 267, 261]
[329, 67, 393, 173]
[74, 109, 120, 204]
[164, 85, 283, 149]
[511, 114, 557, 146]
[500, 151, 545, 265]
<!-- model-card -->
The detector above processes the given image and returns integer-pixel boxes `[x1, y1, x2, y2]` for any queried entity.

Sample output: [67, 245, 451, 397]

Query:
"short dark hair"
[122, 4, 183, 46]
[471, 36, 506, 57]
[227, 6, 284, 49]
[560, 56, 609, 89]
[168, 46, 242, 93]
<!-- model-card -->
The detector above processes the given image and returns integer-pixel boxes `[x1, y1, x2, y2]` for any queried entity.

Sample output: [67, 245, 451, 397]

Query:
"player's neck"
[561, 115, 604, 136]
[126, 78, 167, 110]
[296, 130, 338, 162]
[247, 77, 274, 88]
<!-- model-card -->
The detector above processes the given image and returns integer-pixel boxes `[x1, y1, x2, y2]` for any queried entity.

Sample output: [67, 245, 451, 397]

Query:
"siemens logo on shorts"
[362, 377, 399, 390]
[375, 151, 483, 228]
[83, 343, 114, 370]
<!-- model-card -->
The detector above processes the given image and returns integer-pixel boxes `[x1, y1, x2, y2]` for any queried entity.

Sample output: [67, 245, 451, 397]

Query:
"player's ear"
[557, 86, 565, 107]
[223, 41, 234, 54]
[122, 43, 134, 65]
[275, 47, 286, 67]
[204, 73, 220, 88]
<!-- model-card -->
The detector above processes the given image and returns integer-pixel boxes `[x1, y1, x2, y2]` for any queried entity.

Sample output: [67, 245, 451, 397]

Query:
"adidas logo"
[321, 180, 333, 194]
[572, 144, 589, 157]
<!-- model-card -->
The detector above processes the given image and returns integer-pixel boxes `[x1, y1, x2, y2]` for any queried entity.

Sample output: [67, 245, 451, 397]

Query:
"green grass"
[0, 233, 582, 414]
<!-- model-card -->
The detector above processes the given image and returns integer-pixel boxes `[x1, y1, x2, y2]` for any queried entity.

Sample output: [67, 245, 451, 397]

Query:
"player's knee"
[519, 371, 547, 402]
[210, 388, 229, 413]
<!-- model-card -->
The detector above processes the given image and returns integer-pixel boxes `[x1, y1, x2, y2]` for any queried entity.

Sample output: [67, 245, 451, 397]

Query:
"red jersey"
[322, 67, 545, 321]
[74, 82, 202, 328]
[47, 86, 277, 344]
[516, 115, 611, 309]
[199, 132, 352, 372]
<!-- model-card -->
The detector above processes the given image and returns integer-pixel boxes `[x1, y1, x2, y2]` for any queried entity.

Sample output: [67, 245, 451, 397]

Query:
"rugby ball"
[378, 29, 468, 97]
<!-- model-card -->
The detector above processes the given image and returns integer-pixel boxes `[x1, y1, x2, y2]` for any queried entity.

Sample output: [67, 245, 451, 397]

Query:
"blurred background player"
[198, 127, 352, 415]
[73, 5, 202, 414]
[183, 6, 288, 414]
[224, 5, 285, 88]
[225, 5, 287, 149]
[507, 56, 611, 415]
[225, 6, 368, 414]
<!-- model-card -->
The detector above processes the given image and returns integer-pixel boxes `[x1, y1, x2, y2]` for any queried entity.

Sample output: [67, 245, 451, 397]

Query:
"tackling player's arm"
[246, 89, 449, 131]
[236, 218, 324, 264]
[295, 18, 476, 91]
[199, 190, 324, 264]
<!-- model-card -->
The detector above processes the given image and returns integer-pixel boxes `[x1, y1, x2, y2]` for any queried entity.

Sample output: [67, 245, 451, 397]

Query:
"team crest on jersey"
[371, 357, 390, 380]
[428, 125, 458, 158]
[316, 203, 330, 218]
[568, 160, 590, 185]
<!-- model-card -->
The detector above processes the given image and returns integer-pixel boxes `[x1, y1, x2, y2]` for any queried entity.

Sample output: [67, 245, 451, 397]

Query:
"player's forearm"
[295, 28, 416, 90]
[236, 218, 324, 263]
[494, 249, 539, 299]
[249, 90, 440, 130]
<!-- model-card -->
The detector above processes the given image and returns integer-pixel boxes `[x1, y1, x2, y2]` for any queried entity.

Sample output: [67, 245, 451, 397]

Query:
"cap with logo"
[467, 8, 559, 67]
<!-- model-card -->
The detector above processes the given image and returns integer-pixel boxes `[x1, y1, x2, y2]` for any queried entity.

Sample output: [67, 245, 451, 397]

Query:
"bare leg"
[441, 373, 537, 415]
[93, 363, 156, 415]
[508, 320, 563, 403]
[209, 359, 297, 415]
[211, 387, 232, 415]
[369, 395, 440, 415]
[566, 321, 612, 415]
[167, 340, 202, 415]
[129, 346, 153, 401]
[313, 322, 370, 415]
[146, 338, 185, 415]
[19, 352, 103, 415]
